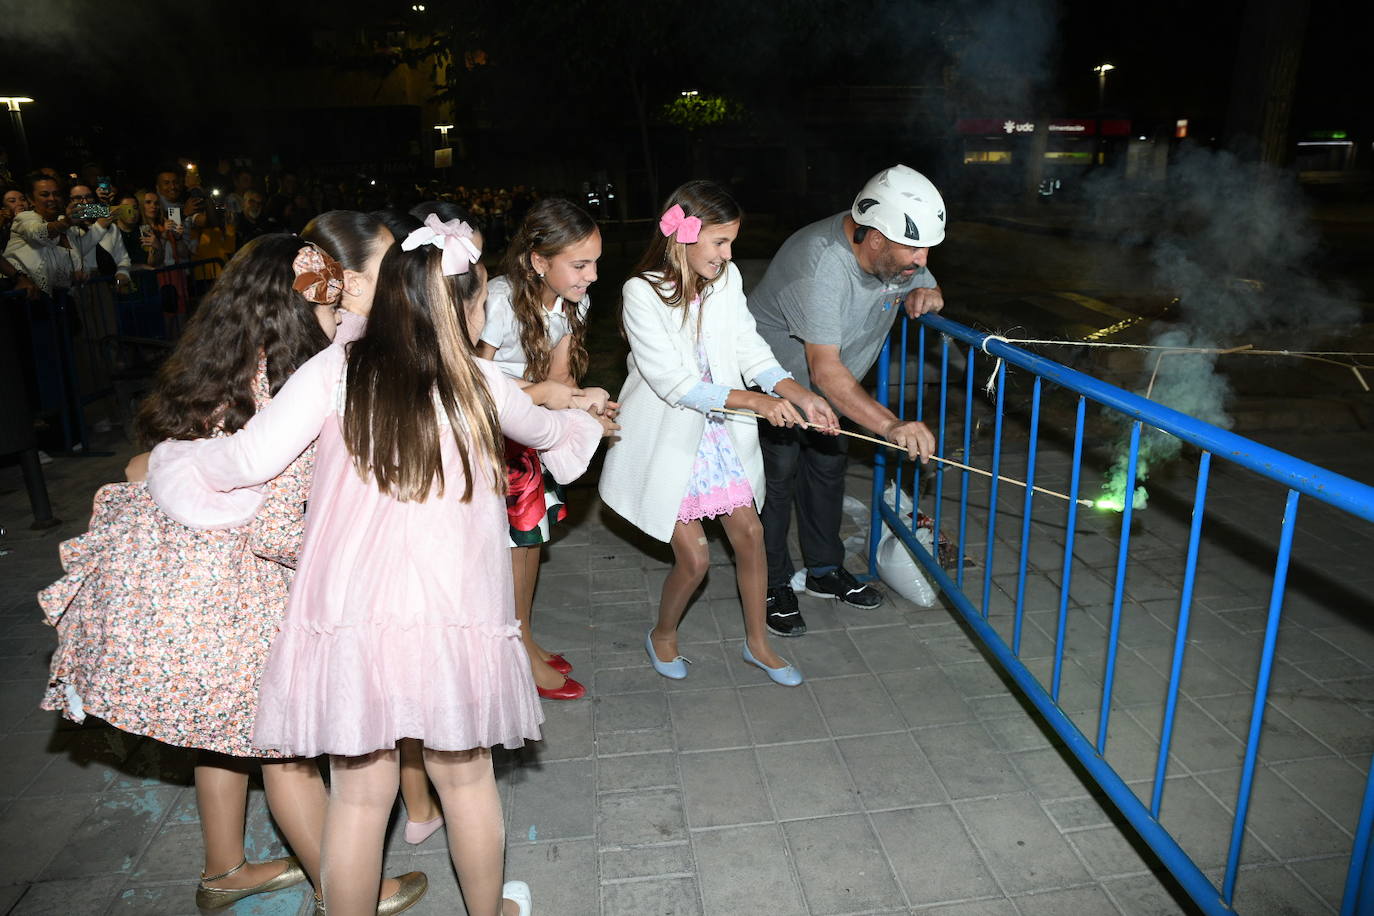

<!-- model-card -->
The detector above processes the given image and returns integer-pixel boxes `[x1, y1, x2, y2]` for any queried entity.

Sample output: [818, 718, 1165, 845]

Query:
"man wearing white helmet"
[748, 164, 945, 633]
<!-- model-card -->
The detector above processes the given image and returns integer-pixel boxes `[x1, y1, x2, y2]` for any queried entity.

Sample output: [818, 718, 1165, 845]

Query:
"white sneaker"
[502, 880, 532, 916]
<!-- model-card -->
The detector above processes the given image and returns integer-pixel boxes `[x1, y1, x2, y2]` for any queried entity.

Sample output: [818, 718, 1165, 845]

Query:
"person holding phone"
[133, 189, 166, 268]
[68, 183, 132, 292]
[155, 166, 198, 265]
[3, 173, 76, 295]
[114, 192, 155, 266]
[95, 176, 117, 206]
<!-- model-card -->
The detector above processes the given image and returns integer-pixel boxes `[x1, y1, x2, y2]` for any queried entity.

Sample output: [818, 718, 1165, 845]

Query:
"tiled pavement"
[1, 418, 1372, 915]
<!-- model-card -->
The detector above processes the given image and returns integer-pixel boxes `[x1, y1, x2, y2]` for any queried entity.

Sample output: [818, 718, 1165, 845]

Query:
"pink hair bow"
[401, 213, 482, 276]
[659, 204, 701, 244]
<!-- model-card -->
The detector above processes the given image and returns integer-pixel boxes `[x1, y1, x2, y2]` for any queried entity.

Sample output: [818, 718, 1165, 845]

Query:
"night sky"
[0, 0, 1363, 188]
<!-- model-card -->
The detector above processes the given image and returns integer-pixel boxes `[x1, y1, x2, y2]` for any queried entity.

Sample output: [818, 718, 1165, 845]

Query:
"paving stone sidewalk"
[1, 420, 1371, 915]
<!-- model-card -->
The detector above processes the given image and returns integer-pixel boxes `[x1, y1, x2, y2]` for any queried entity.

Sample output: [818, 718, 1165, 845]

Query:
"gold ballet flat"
[195, 856, 307, 912]
[377, 871, 428, 915]
[313, 871, 429, 916]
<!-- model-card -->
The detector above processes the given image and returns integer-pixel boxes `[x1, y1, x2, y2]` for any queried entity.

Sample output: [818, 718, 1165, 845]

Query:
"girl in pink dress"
[39, 217, 428, 914]
[599, 181, 839, 687]
[147, 218, 609, 916]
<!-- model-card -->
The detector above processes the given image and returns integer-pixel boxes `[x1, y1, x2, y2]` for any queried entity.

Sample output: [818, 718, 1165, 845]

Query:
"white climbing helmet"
[851, 165, 946, 247]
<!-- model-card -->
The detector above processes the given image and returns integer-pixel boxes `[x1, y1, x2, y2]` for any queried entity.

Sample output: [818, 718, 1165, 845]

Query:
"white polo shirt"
[479, 275, 590, 381]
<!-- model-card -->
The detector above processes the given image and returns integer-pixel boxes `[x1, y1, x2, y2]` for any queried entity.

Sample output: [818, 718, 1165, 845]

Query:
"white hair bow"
[401, 213, 482, 276]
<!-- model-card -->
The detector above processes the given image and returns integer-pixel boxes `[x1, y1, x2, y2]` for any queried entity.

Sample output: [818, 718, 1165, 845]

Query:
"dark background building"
[0, 0, 1366, 215]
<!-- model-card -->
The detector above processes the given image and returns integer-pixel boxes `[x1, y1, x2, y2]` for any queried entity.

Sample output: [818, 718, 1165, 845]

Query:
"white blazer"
[599, 262, 784, 542]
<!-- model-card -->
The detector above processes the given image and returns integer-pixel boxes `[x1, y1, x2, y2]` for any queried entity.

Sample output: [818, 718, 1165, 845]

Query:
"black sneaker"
[804, 567, 884, 609]
[765, 585, 807, 637]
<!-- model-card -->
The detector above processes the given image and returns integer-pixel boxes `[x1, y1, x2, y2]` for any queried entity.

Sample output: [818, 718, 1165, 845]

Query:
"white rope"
[979, 334, 1010, 395]
[972, 333, 1373, 395]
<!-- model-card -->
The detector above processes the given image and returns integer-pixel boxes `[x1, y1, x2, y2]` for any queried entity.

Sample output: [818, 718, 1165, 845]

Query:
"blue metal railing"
[868, 313, 1374, 915]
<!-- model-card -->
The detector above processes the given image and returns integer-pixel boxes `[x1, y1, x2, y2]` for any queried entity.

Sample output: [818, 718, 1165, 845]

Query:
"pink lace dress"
[677, 337, 754, 524]
[40, 364, 311, 758]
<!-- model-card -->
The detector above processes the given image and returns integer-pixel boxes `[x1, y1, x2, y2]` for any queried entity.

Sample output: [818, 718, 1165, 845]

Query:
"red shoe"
[547, 654, 573, 675]
[536, 676, 586, 700]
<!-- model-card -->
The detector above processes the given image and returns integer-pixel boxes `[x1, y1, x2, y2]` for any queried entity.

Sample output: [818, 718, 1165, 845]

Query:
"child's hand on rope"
[750, 392, 806, 428]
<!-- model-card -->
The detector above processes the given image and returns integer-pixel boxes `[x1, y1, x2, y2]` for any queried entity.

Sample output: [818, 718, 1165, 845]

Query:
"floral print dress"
[677, 335, 754, 524]
[39, 363, 313, 757]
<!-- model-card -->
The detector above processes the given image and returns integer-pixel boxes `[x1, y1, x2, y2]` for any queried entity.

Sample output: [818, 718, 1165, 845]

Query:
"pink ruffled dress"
[148, 349, 602, 758]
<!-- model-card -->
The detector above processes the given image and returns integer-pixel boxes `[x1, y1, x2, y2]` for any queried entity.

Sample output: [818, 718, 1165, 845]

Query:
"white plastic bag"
[875, 528, 938, 607]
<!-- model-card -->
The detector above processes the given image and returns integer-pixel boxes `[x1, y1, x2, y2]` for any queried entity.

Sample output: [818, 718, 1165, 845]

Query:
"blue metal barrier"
[869, 313, 1374, 915]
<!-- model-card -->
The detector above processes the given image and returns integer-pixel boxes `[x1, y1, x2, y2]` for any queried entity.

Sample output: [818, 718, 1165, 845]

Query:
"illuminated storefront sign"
[956, 118, 1133, 136]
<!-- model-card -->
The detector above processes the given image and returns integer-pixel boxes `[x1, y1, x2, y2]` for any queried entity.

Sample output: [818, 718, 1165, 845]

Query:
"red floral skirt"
[505, 438, 567, 547]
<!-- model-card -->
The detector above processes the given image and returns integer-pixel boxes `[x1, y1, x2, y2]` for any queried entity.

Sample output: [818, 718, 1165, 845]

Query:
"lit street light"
[434, 123, 454, 146]
[1, 96, 34, 174]
[1091, 64, 1115, 166]
[1093, 63, 1116, 109]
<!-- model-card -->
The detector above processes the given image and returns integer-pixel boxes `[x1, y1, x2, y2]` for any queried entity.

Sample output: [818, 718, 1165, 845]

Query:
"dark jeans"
[758, 421, 850, 589]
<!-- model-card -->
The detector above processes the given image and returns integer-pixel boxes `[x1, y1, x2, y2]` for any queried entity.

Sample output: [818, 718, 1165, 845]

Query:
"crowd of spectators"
[0, 157, 544, 301]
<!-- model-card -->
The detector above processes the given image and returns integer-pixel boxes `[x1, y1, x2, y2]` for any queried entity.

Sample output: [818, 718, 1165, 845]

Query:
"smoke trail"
[1090, 143, 1357, 508]
[944, 0, 1060, 116]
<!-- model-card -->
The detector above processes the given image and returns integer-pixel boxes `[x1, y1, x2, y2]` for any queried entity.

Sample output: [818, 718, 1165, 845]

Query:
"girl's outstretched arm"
[480, 361, 609, 485]
[146, 347, 342, 529]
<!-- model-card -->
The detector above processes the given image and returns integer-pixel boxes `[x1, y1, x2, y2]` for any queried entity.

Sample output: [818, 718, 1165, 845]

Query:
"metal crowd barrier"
[867, 313, 1374, 915]
[6, 259, 223, 451]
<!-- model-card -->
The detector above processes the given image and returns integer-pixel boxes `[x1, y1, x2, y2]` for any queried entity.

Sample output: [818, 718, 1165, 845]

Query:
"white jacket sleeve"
[620, 277, 700, 408]
[11, 211, 50, 246]
[97, 224, 132, 277]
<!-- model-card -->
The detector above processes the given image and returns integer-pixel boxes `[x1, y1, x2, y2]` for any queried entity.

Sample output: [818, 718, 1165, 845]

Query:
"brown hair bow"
[292, 243, 345, 305]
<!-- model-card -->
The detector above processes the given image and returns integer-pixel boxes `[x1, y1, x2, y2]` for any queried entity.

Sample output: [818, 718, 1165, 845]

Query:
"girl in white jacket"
[600, 181, 839, 687]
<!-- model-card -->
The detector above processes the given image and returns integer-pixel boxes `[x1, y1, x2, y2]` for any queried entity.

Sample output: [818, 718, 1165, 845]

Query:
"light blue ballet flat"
[645, 629, 690, 679]
[742, 643, 804, 687]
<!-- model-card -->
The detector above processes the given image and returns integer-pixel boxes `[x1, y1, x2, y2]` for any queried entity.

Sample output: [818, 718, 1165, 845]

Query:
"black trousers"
[758, 421, 851, 589]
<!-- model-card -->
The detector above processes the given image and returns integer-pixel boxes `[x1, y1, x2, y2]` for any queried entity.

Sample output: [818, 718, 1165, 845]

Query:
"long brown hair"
[136, 233, 330, 445]
[498, 197, 595, 383]
[134, 187, 163, 230]
[632, 180, 742, 317]
[342, 242, 504, 503]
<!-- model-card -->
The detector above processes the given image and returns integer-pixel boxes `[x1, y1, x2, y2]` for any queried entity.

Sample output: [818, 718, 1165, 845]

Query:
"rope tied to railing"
[708, 406, 1093, 507]
[979, 333, 1011, 396]
[975, 332, 1374, 393]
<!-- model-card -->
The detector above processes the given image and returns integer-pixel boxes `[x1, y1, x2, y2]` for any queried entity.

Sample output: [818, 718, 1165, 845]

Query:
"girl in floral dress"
[476, 198, 611, 700]
[599, 181, 840, 687]
[39, 217, 427, 914]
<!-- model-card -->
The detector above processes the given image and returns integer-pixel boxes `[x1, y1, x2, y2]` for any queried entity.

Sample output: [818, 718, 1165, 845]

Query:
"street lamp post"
[1, 96, 34, 175]
[1092, 64, 1115, 166]
[433, 124, 455, 181]
[1094, 63, 1115, 108]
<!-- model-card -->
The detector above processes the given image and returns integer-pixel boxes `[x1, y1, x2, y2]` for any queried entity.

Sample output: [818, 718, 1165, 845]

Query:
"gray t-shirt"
[748, 213, 936, 392]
